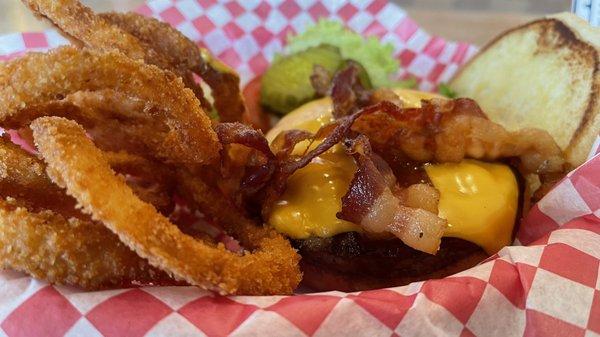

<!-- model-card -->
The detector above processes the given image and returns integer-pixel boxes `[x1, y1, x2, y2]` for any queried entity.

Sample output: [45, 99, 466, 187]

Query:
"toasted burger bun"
[450, 12, 600, 168]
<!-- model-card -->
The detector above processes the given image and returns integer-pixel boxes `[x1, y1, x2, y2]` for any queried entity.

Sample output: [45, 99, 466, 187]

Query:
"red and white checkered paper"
[0, 1, 598, 336]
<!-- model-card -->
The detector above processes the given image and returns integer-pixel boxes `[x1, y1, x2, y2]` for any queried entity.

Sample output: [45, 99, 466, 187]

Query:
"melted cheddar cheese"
[266, 89, 518, 254]
[425, 160, 518, 254]
[268, 146, 361, 238]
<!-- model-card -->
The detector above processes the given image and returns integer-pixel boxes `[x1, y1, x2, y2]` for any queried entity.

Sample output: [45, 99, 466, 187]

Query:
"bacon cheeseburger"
[258, 11, 600, 291]
[264, 88, 558, 292]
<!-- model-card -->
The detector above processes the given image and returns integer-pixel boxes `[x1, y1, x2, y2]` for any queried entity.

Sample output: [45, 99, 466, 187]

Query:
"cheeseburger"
[263, 88, 541, 292]
[250, 14, 592, 292]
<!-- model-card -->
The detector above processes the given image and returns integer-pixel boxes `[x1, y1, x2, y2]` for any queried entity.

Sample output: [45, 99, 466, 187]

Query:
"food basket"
[0, 1, 598, 336]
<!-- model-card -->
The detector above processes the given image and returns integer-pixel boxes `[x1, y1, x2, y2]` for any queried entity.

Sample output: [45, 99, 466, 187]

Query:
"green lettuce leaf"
[438, 83, 458, 98]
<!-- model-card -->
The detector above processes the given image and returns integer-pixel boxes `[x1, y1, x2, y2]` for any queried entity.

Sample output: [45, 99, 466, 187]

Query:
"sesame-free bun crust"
[450, 12, 599, 167]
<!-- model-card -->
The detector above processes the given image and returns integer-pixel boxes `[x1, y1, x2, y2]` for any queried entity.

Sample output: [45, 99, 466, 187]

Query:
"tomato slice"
[242, 75, 271, 133]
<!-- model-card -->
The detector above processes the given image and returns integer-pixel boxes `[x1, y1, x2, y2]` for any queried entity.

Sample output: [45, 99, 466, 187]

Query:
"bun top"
[451, 12, 600, 168]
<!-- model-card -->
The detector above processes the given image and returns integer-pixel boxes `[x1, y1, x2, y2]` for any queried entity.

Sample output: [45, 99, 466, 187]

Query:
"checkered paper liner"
[0, 0, 598, 336]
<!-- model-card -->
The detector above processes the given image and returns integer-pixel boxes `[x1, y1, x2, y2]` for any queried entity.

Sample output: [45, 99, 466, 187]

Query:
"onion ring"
[23, 0, 206, 104]
[23, 0, 244, 122]
[104, 151, 173, 185]
[31, 116, 301, 295]
[174, 169, 301, 294]
[0, 197, 172, 289]
[0, 46, 220, 165]
[0, 137, 175, 289]
[104, 151, 176, 214]
[99, 11, 247, 123]
[21, 0, 200, 105]
[21, 0, 148, 61]
[0, 136, 81, 218]
[1, 90, 164, 158]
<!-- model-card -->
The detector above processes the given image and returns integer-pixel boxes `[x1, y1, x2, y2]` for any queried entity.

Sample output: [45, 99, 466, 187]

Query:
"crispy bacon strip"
[255, 101, 400, 216]
[215, 123, 276, 196]
[329, 62, 371, 118]
[352, 98, 565, 178]
[215, 123, 274, 160]
[215, 124, 334, 199]
[260, 103, 389, 216]
[270, 129, 314, 159]
[329, 63, 565, 200]
[310, 65, 332, 97]
[337, 135, 446, 254]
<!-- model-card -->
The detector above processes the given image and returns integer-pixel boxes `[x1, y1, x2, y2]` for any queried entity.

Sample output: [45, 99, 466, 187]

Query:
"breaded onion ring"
[31, 117, 301, 295]
[0, 136, 80, 218]
[0, 47, 220, 165]
[175, 169, 302, 293]
[104, 151, 176, 214]
[0, 138, 174, 288]
[22, 0, 244, 122]
[99, 12, 247, 123]
[1, 91, 171, 159]
[0, 197, 171, 289]
[104, 151, 173, 185]
[21, 0, 212, 109]
[1, 135, 173, 217]
[21, 0, 147, 61]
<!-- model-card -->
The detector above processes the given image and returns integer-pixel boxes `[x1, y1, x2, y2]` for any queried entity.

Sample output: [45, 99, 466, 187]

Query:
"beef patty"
[294, 232, 488, 292]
